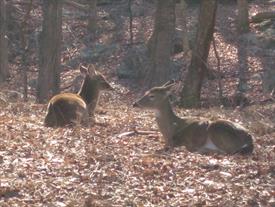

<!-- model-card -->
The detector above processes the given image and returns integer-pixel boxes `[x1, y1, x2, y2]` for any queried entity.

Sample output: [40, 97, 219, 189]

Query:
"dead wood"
[64, 0, 88, 11]
[117, 130, 158, 138]
[251, 11, 275, 23]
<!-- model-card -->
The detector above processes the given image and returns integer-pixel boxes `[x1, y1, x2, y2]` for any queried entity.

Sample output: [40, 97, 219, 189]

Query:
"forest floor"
[0, 1, 274, 206]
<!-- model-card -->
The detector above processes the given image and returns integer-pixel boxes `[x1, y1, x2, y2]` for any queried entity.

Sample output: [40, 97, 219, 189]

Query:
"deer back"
[44, 93, 88, 127]
[207, 120, 253, 154]
[44, 65, 112, 127]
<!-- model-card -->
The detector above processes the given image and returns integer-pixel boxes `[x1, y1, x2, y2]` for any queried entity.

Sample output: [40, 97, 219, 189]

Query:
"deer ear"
[88, 64, 96, 76]
[79, 64, 88, 74]
[163, 82, 175, 98]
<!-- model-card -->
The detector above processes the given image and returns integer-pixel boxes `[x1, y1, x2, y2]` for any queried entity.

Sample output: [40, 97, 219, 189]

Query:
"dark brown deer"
[44, 65, 112, 127]
[133, 81, 253, 155]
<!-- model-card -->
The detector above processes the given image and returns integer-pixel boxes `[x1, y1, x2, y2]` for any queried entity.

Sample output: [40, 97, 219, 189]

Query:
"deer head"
[133, 80, 175, 109]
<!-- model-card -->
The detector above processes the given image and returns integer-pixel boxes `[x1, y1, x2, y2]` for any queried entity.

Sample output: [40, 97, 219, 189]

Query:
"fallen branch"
[250, 11, 275, 23]
[117, 129, 158, 138]
[63, 0, 88, 11]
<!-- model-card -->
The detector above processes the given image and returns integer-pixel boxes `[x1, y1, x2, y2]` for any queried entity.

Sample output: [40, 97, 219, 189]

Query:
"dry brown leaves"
[0, 92, 274, 206]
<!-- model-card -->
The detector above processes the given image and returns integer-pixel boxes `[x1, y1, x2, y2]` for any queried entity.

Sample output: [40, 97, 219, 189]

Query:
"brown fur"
[133, 82, 253, 155]
[44, 65, 112, 127]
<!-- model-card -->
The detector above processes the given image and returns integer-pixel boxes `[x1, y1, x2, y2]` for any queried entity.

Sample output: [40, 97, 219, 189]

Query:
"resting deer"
[133, 81, 254, 155]
[44, 65, 112, 127]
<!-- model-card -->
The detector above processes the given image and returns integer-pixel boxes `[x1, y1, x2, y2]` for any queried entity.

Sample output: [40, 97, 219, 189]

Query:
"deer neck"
[78, 77, 100, 114]
[155, 99, 180, 142]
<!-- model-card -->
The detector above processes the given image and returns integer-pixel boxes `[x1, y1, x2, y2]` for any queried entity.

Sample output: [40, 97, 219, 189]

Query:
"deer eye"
[148, 94, 155, 100]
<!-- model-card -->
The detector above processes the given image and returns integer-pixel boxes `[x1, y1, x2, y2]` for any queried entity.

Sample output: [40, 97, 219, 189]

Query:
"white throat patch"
[155, 110, 161, 118]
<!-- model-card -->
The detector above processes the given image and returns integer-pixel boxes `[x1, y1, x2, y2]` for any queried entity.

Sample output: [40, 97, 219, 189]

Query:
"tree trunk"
[179, 0, 190, 54]
[0, 0, 9, 83]
[180, 0, 218, 108]
[20, 0, 33, 102]
[37, 0, 62, 103]
[237, 0, 249, 33]
[146, 0, 175, 87]
[128, 0, 133, 45]
[236, 0, 249, 95]
[87, 0, 97, 34]
[138, 0, 146, 42]
[237, 41, 248, 94]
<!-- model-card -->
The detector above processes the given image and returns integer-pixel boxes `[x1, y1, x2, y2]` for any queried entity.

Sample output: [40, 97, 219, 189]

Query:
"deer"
[133, 81, 254, 155]
[44, 65, 112, 127]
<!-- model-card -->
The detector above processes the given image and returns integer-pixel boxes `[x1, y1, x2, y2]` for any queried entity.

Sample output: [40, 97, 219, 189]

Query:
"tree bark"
[180, 0, 218, 108]
[146, 0, 175, 87]
[87, 0, 97, 34]
[20, 0, 33, 102]
[128, 0, 133, 45]
[237, 41, 248, 94]
[37, 0, 62, 103]
[237, 0, 249, 33]
[0, 0, 9, 83]
[179, 0, 190, 54]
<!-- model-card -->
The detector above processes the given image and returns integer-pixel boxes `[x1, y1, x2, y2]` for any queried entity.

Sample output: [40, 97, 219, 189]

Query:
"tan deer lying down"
[44, 65, 112, 127]
[133, 81, 254, 155]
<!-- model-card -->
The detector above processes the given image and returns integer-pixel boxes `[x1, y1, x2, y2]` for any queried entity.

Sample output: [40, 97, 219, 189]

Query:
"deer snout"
[133, 101, 139, 108]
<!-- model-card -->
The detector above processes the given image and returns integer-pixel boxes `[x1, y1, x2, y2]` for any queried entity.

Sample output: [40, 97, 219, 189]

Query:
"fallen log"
[251, 11, 275, 23]
[64, 0, 88, 11]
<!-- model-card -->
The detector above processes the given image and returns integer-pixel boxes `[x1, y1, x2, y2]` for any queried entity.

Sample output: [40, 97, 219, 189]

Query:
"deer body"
[133, 82, 253, 154]
[44, 65, 112, 127]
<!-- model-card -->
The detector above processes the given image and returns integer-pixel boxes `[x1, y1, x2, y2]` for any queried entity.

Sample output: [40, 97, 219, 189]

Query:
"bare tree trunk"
[146, 0, 175, 87]
[180, 0, 218, 108]
[20, 0, 33, 102]
[87, 0, 97, 34]
[179, 0, 190, 54]
[0, 0, 9, 83]
[138, 0, 146, 42]
[212, 33, 223, 102]
[128, 0, 133, 45]
[110, 1, 124, 42]
[37, 0, 62, 103]
[237, 0, 249, 33]
[237, 40, 248, 93]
